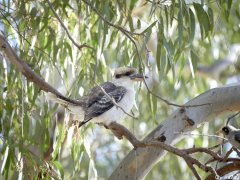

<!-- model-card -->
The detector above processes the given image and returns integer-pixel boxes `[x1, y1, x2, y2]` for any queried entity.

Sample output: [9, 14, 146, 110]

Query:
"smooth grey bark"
[109, 83, 240, 179]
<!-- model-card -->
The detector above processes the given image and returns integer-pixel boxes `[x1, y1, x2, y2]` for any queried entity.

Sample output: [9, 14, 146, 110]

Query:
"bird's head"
[221, 125, 236, 135]
[113, 67, 147, 82]
[222, 126, 230, 135]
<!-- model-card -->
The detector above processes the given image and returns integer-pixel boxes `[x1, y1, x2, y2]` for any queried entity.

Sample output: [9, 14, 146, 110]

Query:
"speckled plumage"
[222, 125, 240, 149]
[46, 67, 143, 126]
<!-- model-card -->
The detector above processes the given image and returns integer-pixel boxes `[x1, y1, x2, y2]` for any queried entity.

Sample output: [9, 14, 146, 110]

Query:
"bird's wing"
[234, 133, 240, 143]
[80, 86, 127, 125]
[81, 82, 117, 107]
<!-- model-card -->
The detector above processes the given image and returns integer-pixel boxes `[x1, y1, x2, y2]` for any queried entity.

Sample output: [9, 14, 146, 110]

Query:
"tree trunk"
[109, 83, 240, 179]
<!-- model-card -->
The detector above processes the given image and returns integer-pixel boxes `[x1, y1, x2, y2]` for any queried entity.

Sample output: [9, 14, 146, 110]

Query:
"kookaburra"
[222, 125, 240, 149]
[47, 67, 145, 126]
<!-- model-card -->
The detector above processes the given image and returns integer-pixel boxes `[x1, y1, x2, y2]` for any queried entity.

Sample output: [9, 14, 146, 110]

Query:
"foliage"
[0, 0, 239, 179]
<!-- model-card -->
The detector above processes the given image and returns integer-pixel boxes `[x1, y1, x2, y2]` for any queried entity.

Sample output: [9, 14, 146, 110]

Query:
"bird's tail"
[46, 92, 71, 106]
[78, 121, 88, 127]
[46, 92, 85, 115]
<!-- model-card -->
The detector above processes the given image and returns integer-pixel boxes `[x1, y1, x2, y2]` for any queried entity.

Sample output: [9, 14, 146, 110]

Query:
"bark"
[109, 83, 240, 179]
[206, 162, 240, 180]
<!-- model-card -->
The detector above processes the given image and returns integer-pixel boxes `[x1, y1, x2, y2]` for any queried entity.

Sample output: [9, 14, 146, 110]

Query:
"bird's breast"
[92, 88, 136, 124]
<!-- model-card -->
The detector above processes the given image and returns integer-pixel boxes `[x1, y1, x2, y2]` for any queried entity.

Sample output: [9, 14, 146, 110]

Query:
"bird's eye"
[115, 74, 121, 78]
[125, 72, 131, 76]
[222, 127, 229, 134]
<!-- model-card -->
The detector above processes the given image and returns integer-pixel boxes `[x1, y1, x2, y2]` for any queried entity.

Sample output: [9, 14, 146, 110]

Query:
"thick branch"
[0, 34, 83, 105]
[107, 122, 217, 179]
[0, 34, 61, 95]
[205, 162, 240, 180]
[110, 83, 240, 179]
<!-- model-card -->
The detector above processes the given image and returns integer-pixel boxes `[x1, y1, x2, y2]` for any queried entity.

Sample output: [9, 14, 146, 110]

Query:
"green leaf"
[160, 55, 167, 79]
[189, 8, 195, 44]
[23, 112, 30, 138]
[225, 0, 233, 21]
[170, 0, 176, 26]
[64, 41, 73, 61]
[102, 21, 108, 50]
[147, 92, 152, 114]
[173, 48, 182, 63]
[178, 2, 183, 46]
[208, 7, 214, 32]
[152, 94, 157, 116]
[52, 161, 64, 178]
[144, 30, 152, 44]
[128, 15, 134, 32]
[88, 159, 98, 180]
[190, 50, 199, 75]
[53, 44, 59, 63]
[51, 124, 66, 160]
[137, 19, 141, 29]
[163, 37, 174, 56]
[164, 7, 169, 31]
[193, 2, 211, 38]
[141, 20, 157, 34]
[30, 7, 38, 17]
[165, 56, 171, 75]
[178, 54, 185, 82]
[156, 21, 163, 71]
[149, 0, 157, 17]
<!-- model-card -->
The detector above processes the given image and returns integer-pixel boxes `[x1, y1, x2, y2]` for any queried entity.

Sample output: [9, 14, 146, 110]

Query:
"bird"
[221, 125, 240, 149]
[46, 67, 146, 127]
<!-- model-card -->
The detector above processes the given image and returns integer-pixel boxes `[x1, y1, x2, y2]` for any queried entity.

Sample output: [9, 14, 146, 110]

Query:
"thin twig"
[209, 142, 226, 150]
[46, 0, 95, 51]
[205, 162, 240, 180]
[186, 160, 201, 179]
[184, 147, 221, 159]
[174, 132, 228, 141]
[81, 0, 142, 36]
[226, 111, 240, 125]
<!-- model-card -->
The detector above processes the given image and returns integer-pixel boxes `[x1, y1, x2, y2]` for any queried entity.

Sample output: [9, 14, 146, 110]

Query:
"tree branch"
[110, 83, 240, 179]
[205, 162, 240, 180]
[106, 122, 218, 179]
[0, 34, 83, 105]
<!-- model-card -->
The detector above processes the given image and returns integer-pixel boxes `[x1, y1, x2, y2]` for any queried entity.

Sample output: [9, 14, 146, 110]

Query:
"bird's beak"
[129, 73, 148, 81]
[216, 129, 223, 135]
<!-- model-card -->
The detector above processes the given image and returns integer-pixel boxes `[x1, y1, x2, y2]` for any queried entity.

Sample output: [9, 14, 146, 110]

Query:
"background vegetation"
[0, 0, 240, 179]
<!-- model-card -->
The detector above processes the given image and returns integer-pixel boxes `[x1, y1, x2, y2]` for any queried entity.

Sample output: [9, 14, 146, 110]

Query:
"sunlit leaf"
[178, 3, 183, 46]
[156, 21, 163, 71]
[137, 19, 141, 29]
[193, 2, 211, 38]
[141, 20, 157, 34]
[189, 8, 195, 44]
[51, 124, 66, 160]
[52, 161, 64, 178]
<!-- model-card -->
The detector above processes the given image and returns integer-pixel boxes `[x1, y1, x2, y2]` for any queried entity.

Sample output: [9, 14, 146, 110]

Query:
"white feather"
[46, 75, 137, 125]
